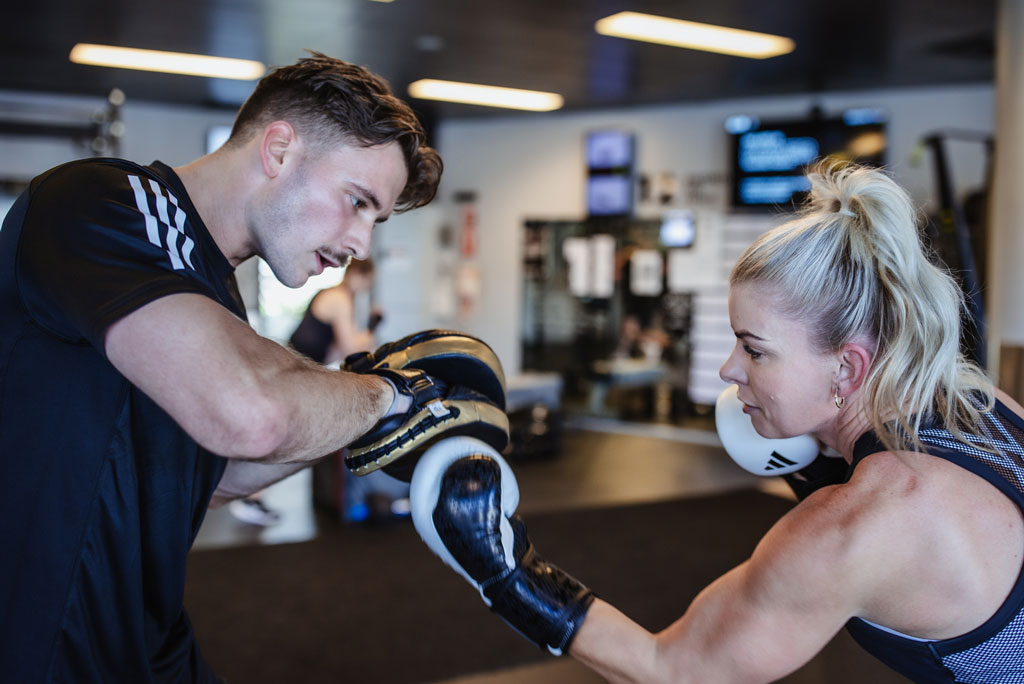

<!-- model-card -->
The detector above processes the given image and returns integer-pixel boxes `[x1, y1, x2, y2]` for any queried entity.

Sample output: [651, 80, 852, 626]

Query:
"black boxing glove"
[410, 437, 594, 655]
[347, 368, 508, 482]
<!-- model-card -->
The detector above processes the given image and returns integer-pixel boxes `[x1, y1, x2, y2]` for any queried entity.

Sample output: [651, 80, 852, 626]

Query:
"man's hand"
[346, 369, 508, 481]
[344, 329, 506, 409]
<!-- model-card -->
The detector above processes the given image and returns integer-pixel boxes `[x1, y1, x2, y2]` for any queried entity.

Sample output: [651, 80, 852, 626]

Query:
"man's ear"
[836, 342, 872, 399]
[259, 121, 296, 179]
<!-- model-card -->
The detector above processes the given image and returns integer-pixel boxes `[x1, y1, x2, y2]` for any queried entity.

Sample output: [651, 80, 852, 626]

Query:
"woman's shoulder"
[762, 451, 940, 579]
[996, 388, 1024, 420]
[310, 285, 352, 318]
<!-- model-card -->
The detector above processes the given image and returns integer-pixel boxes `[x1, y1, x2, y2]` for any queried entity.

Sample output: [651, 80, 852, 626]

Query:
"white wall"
[430, 83, 995, 374]
[0, 84, 996, 377]
[0, 90, 236, 178]
[0, 90, 248, 299]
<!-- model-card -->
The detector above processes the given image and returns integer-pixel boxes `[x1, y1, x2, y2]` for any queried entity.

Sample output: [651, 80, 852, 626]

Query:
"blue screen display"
[728, 111, 887, 208]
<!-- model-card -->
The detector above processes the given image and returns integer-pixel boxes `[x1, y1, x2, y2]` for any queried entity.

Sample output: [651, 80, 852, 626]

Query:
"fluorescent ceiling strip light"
[69, 43, 266, 80]
[408, 79, 563, 111]
[595, 12, 794, 59]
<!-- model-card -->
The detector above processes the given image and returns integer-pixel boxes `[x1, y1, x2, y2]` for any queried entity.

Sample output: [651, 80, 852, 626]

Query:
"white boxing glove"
[715, 384, 819, 476]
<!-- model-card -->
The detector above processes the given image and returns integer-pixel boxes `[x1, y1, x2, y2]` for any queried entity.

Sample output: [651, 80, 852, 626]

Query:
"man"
[0, 53, 489, 682]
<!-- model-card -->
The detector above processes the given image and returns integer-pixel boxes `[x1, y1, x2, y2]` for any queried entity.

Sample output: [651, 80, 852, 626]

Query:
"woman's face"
[719, 282, 838, 439]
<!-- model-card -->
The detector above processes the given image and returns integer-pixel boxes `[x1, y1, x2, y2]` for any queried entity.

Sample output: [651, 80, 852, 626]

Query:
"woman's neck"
[816, 393, 873, 462]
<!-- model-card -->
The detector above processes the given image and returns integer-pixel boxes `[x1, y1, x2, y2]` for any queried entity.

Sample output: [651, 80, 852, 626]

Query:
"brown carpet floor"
[185, 489, 909, 684]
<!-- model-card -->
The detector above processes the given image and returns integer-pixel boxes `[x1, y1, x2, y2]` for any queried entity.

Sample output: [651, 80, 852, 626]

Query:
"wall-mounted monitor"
[585, 129, 634, 217]
[726, 109, 887, 209]
[659, 210, 695, 248]
[586, 129, 634, 170]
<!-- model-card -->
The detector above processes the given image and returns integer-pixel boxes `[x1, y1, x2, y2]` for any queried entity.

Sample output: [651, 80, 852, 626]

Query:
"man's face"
[252, 139, 408, 288]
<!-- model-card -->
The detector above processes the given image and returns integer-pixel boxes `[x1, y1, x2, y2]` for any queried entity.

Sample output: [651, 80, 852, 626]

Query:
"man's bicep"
[105, 293, 284, 457]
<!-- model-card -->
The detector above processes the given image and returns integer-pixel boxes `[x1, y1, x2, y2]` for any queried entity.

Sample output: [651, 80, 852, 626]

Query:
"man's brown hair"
[229, 52, 441, 212]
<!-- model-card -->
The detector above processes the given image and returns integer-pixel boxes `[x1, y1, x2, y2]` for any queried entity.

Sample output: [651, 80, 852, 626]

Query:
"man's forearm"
[106, 293, 394, 463]
[209, 457, 322, 508]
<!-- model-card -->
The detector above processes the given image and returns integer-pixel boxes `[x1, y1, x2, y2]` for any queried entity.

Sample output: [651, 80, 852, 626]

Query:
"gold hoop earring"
[834, 391, 844, 409]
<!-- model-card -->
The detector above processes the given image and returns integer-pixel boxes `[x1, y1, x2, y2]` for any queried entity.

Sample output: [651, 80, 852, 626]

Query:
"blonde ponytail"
[731, 162, 993, 453]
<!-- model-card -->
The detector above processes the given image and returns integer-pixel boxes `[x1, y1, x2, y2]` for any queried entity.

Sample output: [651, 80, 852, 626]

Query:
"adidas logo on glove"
[715, 384, 819, 476]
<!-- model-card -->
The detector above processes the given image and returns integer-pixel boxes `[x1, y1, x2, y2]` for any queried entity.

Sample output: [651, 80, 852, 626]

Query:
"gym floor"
[193, 412, 790, 683]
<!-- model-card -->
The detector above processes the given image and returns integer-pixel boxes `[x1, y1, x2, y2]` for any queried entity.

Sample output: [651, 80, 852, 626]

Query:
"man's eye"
[351, 195, 367, 210]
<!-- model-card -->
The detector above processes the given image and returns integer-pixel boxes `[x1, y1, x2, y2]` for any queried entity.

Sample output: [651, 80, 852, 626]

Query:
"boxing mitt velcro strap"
[347, 368, 509, 481]
[344, 329, 507, 409]
[346, 396, 509, 478]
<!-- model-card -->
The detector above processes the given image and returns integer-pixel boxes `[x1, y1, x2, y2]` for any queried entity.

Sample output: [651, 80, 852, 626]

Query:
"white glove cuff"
[380, 375, 413, 416]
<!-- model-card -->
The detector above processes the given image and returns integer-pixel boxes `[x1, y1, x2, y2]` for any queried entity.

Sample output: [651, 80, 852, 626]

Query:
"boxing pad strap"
[483, 518, 595, 656]
[347, 368, 509, 481]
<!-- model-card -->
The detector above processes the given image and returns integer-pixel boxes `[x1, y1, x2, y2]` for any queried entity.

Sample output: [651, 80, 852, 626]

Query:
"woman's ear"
[836, 342, 872, 399]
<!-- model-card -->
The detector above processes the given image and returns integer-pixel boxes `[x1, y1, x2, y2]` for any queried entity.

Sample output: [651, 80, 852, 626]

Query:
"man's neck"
[173, 148, 255, 268]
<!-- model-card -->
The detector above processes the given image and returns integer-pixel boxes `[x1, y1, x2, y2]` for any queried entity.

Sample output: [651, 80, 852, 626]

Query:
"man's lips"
[317, 252, 342, 269]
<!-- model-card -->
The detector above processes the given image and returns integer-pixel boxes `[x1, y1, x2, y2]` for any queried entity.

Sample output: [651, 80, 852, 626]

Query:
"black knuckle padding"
[434, 456, 511, 581]
[343, 350, 374, 373]
[433, 455, 595, 653]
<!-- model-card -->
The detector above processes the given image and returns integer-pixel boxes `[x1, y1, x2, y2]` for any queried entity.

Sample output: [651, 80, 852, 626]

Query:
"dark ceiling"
[0, 0, 996, 125]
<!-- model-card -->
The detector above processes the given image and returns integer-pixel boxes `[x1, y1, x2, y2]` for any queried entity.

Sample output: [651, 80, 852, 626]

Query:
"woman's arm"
[569, 497, 862, 683]
[315, 286, 375, 360]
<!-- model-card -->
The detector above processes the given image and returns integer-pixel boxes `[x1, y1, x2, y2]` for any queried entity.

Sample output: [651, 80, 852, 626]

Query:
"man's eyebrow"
[735, 330, 768, 342]
[350, 182, 382, 212]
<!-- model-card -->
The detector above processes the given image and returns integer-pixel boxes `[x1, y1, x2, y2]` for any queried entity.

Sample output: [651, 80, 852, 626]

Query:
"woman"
[414, 163, 1024, 683]
[289, 257, 379, 365]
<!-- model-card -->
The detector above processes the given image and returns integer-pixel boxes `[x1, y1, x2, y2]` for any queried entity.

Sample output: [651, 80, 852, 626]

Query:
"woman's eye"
[743, 344, 763, 360]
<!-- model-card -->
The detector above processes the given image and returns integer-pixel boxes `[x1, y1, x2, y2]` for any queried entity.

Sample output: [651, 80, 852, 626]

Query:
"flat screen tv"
[586, 129, 635, 217]
[727, 109, 887, 209]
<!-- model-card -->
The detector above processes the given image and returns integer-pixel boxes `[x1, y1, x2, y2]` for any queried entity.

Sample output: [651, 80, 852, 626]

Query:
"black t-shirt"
[0, 158, 243, 682]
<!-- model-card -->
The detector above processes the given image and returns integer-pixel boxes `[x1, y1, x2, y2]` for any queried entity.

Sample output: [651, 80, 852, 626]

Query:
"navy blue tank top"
[846, 399, 1024, 683]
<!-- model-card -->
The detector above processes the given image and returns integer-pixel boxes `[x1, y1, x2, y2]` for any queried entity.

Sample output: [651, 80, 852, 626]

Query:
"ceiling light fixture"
[69, 43, 266, 80]
[595, 12, 794, 59]
[408, 79, 563, 111]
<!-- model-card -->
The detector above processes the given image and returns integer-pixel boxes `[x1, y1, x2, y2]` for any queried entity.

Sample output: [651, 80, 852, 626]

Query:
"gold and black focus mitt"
[344, 329, 506, 410]
[346, 367, 509, 482]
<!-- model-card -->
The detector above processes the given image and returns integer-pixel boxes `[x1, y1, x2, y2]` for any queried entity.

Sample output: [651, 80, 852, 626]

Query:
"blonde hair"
[730, 162, 993, 454]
